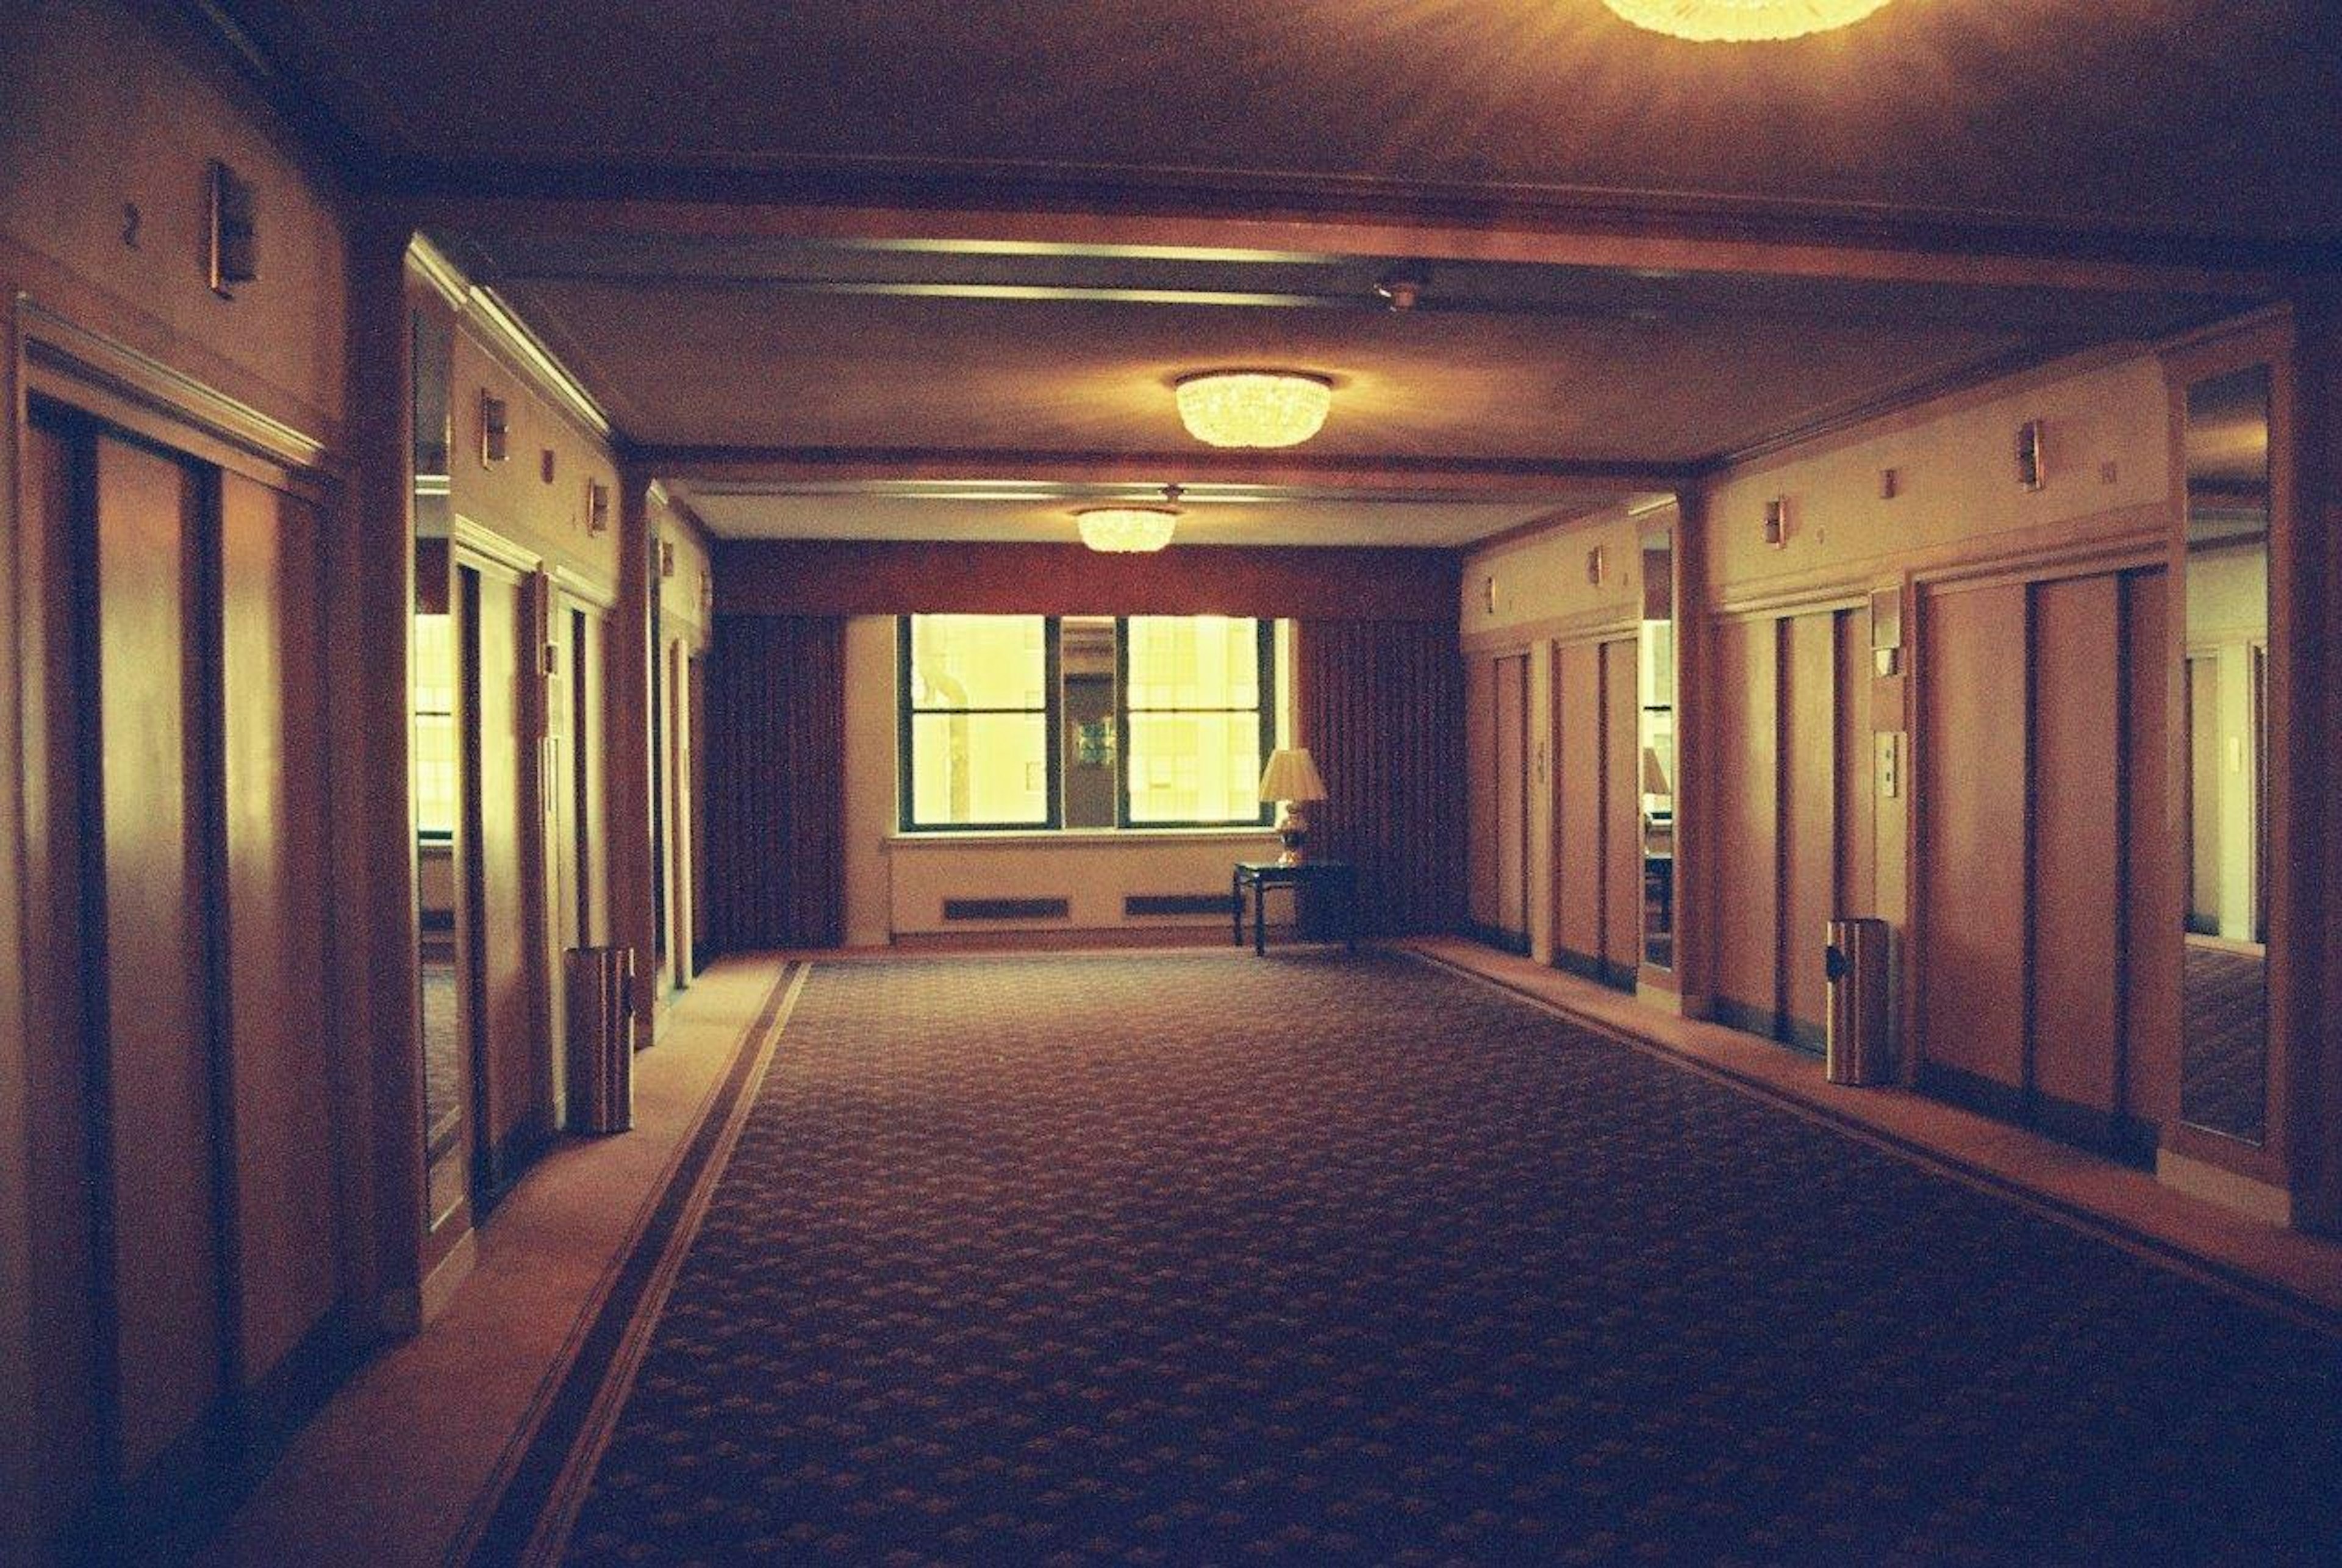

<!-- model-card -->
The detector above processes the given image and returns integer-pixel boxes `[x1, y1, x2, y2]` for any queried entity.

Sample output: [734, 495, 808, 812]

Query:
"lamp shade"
[1073, 506, 1178, 553]
[1175, 371, 1333, 449]
[1258, 746, 1328, 804]
[1601, 0, 1892, 41]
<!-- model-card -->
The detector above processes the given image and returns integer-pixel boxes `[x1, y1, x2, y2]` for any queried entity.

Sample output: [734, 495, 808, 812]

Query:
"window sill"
[886, 827, 1280, 851]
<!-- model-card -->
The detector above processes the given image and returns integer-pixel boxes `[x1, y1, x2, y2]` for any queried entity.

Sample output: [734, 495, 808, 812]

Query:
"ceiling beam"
[410, 189, 2282, 301]
[633, 446, 1684, 497]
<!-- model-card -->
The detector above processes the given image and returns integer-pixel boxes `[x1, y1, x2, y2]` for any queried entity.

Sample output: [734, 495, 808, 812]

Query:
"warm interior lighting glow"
[1074, 506, 1179, 553]
[1601, 0, 1893, 41]
[1174, 371, 1333, 448]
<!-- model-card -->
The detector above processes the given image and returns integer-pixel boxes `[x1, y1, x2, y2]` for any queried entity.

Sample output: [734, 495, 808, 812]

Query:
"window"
[898, 614, 1276, 832]
[412, 612, 457, 839]
[901, 614, 1055, 829]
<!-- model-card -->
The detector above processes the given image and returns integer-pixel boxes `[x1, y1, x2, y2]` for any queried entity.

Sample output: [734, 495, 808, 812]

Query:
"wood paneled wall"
[17, 410, 345, 1554]
[1549, 636, 1644, 987]
[1708, 604, 1876, 1050]
[1470, 653, 1532, 948]
[1915, 565, 2168, 1150]
[1294, 621, 1466, 937]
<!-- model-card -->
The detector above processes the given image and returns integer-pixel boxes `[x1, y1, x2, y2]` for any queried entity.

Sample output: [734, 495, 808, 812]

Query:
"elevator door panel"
[93, 435, 225, 1479]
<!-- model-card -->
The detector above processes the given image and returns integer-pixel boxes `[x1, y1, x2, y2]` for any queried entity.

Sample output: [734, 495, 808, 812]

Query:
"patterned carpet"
[555, 952, 2341, 1564]
[2182, 942, 2269, 1142]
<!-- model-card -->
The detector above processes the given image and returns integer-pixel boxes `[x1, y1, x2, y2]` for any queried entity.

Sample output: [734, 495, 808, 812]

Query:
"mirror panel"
[2177, 363, 2271, 1144]
[412, 301, 470, 1229]
[1638, 520, 1677, 972]
[1061, 615, 1118, 829]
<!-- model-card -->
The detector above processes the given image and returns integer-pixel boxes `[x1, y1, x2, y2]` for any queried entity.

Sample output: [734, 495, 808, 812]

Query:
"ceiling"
[223, 0, 2342, 243]
[200, 0, 2324, 546]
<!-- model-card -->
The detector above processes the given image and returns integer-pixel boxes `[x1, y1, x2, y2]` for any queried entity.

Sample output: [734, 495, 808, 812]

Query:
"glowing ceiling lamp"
[1173, 371, 1333, 449]
[1075, 486, 1183, 553]
[1601, 0, 1893, 41]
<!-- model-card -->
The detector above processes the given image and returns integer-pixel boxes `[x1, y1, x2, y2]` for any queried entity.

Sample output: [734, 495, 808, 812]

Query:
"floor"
[209, 942, 2342, 1565]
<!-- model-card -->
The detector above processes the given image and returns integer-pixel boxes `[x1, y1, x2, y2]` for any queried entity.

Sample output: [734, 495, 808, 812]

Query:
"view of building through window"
[900, 614, 1275, 830]
[412, 613, 457, 838]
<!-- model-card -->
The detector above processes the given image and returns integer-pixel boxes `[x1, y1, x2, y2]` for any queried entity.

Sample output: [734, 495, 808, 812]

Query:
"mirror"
[1061, 615, 1118, 829]
[1638, 520, 1677, 972]
[2178, 363, 2271, 1144]
[411, 301, 469, 1228]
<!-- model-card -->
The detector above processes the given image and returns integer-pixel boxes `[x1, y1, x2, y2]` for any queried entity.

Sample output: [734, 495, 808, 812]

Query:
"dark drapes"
[707, 615, 846, 950]
[1295, 621, 1467, 936]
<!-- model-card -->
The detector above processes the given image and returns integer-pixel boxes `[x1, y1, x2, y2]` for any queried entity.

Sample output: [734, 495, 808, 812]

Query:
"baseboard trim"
[2158, 1148, 2295, 1227]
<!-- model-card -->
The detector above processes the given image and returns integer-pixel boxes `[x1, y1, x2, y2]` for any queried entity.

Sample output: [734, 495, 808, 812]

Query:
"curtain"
[1295, 621, 1467, 936]
[707, 615, 846, 950]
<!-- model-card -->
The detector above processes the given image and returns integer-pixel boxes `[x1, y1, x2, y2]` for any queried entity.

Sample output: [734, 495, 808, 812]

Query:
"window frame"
[895, 614, 1278, 834]
[1114, 615, 1278, 830]
[897, 613, 1064, 832]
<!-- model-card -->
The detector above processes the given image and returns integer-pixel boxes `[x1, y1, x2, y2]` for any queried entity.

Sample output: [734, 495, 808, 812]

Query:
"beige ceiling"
[671, 485, 1641, 549]
[221, 0, 2342, 242]
[201, 0, 2314, 545]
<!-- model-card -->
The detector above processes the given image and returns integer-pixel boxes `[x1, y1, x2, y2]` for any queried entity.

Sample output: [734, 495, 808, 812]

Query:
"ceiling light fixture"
[1601, 0, 1893, 41]
[1173, 371, 1333, 449]
[1075, 484, 1183, 553]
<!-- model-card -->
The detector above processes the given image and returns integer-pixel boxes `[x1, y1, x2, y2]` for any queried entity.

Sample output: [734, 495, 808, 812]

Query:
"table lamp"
[1258, 747, 1328, 865]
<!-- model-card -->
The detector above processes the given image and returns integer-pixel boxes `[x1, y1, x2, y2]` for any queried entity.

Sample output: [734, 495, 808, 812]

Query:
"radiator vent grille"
[942, 897, 1070, 922]
[1125, 893, 1237, 918]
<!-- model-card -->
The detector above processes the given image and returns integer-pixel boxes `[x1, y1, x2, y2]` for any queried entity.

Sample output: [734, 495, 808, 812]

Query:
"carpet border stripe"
[453, 959, 812, 1566]
[1405, 947, 2342, 1339]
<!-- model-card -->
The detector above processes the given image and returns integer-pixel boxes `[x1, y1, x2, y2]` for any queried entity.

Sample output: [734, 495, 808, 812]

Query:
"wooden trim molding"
[17, 295, 337, 483]
[1708, 501, 2170, 618]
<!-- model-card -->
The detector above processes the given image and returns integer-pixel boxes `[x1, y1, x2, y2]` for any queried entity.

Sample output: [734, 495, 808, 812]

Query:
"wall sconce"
[206, 161, 257, 298]
[587, 479, 611, 535]
[1871, 586, 1903, 677]
[1483, 575, 1499, 615]
[1763, 496, 1788, 549]
[479, 392, 509, 465]
[540, 449, 557, 484]
[1586, 545, 1606, 585]
[2016, 419, 2046, 490]
[1878, 467, 1899, 501]
[659, 540, 676, 579]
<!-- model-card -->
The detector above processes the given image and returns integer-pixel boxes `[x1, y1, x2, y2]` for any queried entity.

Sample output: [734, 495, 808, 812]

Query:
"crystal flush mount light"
[1075, 484, 1183, 553]
[1601, 0, 1893, 41]
[1173, 371, 1334, 449]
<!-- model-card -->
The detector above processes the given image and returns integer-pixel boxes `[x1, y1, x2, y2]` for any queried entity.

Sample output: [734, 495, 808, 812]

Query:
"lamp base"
[1275, 807, 1309, 866]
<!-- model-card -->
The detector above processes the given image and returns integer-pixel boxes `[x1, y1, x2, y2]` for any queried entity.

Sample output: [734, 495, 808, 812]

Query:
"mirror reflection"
[1061, 616, 1119, 829]
[1639, 520, 1676, 972]
[411, 303, 469, 1226]
[2178, 363, 2270, 1144]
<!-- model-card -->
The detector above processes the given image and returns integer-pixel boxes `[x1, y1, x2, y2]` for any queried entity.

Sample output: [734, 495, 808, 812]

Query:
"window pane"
[1124, 615, 1258, 711]
[908, 614, 1047, 711]
[413, 613, 454, 715]
[1126, 712, 1264, 824]
[909, 712, 1049, 826]
[413, 712, 457, 837]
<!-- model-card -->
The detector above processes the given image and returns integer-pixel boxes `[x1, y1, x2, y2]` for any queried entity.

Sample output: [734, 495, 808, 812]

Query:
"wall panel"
[1711, 617, 1780, 1034]
[2122, 571, 2179, 1129]
[1602, 637, 1644, 987]
[218, 473, 338, 1387]
[1918, 582, 2031, 1101]
[2029, 575, 2125, 1122]
[1466, 657, 1496, 933]
[1552, 641, 1603, 972]
[1780, 612, 1839, 1047]
[93, 435, 224, 1479]
[1492, 655, 1530, 943]
[1835, 607, 1877, 919]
